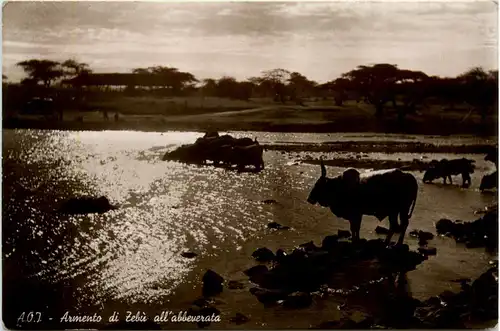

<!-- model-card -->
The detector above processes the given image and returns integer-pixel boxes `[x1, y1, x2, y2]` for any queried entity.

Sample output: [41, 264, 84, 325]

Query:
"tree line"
[5, 58, 499, 123]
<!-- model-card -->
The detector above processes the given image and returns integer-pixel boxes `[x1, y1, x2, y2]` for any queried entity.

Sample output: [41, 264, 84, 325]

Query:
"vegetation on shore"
[3, 59, 498, 135]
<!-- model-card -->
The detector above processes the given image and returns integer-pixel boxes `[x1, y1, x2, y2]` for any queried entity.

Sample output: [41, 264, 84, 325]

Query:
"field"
[5, 95, 498, 135]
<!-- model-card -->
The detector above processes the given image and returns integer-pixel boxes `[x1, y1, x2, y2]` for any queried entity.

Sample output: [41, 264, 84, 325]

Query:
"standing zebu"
[422, 158, 475, 187]
[307, 161, 418, 245]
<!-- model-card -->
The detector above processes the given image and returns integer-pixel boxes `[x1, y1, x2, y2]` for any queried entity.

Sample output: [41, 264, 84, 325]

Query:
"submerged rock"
[227, 280, 245, 290]
[262, 199, 278, 204]
[196, 306, 221, 328]
[252, 247, 275, 262]
[435, 218, 455, 235]
[409, 230, 435, 241]
[59, 196, 117, 215]
[417, 247, 437, 256]
[181, 252, 198, 258]
[202, 270, 224, 297]
[229, 313, 249, 325]
[321, 235, 339, 251]
[282, 291, 313, 309]
[250, 287, 288, 305]
[267, 222, 290, 230]
[434, 210, 498, 249]
[244, 265, 268, 277]
[413, 265, 498, 328]
[246, 237, 427, 305]
[338, 230, 351, 239]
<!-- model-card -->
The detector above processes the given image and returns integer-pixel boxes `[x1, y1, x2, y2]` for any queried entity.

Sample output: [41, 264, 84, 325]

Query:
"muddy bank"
[263, 142, 496, 154]
[436, 208, 498, 250]
[300, 158, 430, 171]
[3, 117, 498, 136]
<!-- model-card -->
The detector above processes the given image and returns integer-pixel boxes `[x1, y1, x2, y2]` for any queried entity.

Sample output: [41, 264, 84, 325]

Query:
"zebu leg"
[396, 213, 409, 246]
[462, 172, 471, 187]
[385, 214, 398, 245]
[349, 216, 362, 242]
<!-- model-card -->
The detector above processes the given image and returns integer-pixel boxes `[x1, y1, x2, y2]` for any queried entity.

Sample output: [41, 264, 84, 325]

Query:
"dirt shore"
[3, 113, 498, 136]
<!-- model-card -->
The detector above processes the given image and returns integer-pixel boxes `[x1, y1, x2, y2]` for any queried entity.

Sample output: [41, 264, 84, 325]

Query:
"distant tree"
[458, 67, 498, 124]
[390, 69, 429, 124]
[17, 59, 63, 87]
[288, 72, 316, 104]
[131, 66, 198, 94]
[261, 68, 291, 103]
[322, 78, 352, 106]
[342, 64, 400, 117]
[201, 78, 218, 96]
[62, 59, 92, 78]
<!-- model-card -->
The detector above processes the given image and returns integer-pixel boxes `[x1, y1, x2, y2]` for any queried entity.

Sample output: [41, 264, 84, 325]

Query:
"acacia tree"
[342, 64, 400, 117]
[131, 66, 198, 95]
[261, 68, 291, 103]
[62, 59, 92, 79]
[287, 72, 317, 103]
[201, 78, 217, 96]
[458, 67, 498, 124]
[390, 69, 429, 124]
[17, 59, 63, 87]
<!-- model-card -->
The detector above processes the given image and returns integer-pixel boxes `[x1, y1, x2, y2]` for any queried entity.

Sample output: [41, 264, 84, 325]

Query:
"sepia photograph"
[2, 0, 499, 329]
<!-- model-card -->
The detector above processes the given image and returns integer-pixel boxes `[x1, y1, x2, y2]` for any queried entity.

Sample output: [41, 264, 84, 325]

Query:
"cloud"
[2, 1, 497, 83]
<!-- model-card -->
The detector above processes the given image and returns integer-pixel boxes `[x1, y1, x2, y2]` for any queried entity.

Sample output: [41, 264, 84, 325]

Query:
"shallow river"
[2, 129, 497, 329]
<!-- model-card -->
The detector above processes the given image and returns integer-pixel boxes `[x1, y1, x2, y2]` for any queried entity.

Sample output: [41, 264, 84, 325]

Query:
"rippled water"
[2, 129, 497, 329]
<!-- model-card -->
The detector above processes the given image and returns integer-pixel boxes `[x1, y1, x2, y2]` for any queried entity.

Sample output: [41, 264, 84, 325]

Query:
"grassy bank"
[4, 96, 498, 136]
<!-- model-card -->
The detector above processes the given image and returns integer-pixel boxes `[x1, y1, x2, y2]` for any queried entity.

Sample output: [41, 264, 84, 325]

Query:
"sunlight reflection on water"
[3, 129, 275, 305]
[3, 129, 497, 314]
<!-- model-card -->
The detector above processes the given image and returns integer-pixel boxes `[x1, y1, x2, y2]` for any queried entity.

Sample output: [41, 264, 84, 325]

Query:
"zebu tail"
[408, 181, 418, 219]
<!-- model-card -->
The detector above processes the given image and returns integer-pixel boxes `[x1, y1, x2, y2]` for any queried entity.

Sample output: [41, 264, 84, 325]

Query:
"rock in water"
[418, 247, 437, 256]
[252, 247, 275, 262]
[338, 230, 351, 239]
[181, 252, 197, 258]
[299, 241, 318, 252]
[410, 230, 435, 241]
[197, 306, 220, 328]
[249, 287, 288, 305]
[321, 235, 339, 251]
[267, 222, 290, 230]
[283, 291, 313, 309]
[435, 219, 454, 235]
[275, 249, 287, 260]
[229, 313, 249, 325]
[59, 196, 116, 215]
[228, 280, 245, 290]
[202, 270, 224, 297]
[244, 265, 268, 277]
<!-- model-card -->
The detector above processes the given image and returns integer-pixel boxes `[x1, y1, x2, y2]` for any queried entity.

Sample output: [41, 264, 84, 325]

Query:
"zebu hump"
[359, 168, 417, 188]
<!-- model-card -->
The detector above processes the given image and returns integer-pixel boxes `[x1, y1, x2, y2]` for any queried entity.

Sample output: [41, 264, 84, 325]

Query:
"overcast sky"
[2, 1, 498, 83]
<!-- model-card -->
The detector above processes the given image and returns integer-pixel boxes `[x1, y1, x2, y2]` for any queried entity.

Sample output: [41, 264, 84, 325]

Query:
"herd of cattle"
[163, 132, 497, 245]
[422, 154, 498, 192]
[162, 132, 265, 171]
[306, 147, 497, 245]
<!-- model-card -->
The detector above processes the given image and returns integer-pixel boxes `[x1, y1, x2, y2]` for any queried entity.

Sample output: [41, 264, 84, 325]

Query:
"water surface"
[2, 129, 497, 329]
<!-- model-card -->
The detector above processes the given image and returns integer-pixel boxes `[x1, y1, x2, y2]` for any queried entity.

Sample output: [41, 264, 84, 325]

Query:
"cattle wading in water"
[484, 146, 498, 170]
[480, 171, 498, 192]
[162, 133, 265, 172]
[307, 161, 418, 245]
[423, 158, 475, 188]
